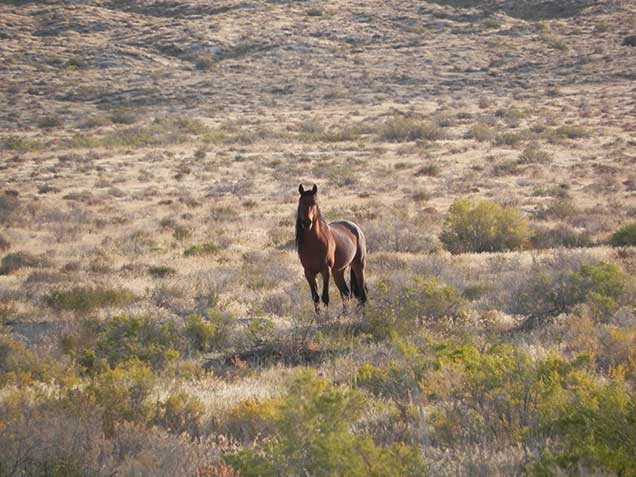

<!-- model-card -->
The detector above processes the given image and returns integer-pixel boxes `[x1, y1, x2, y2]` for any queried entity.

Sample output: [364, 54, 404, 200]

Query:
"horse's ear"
[312, 184, 318, 194]
[298, 184, 304, 195]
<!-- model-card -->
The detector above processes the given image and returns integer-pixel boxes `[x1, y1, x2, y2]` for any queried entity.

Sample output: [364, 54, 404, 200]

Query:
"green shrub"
[19, 458, 84, 477]
[1, 135, 46, 152]
[184, 242, 220, 257]
[379, 117, 444, 142]
[93, 315, 180, 370]
[45, 286, 137, 312]
[153, 391, 206, 437]
[225, 369, 427, 477]
[533, 370, 636, 475]
[516, 261, 629, 324]
[109, 108, 138, 125]
[570, 262, 628, 321]
[72, 312, 230, 373]
[403, 277, 466, 320]
[224, 397, 283, 443]
[610, 223, 636, 247]
[441, 199, 530, 253]
[355, 340, 566, 447]
[494, 132, 525, 147]
[86, 361, 155, 436]
[184, 313, 225, 353]
[465, 123, 494, 142]
[148, 265, 177, 278]
[356, 344, 427, 403]
[426, 343, 541, 446]
[0, 335, 74, 386]
[364, 277, 466, 340]
[546, 125, 590, 143]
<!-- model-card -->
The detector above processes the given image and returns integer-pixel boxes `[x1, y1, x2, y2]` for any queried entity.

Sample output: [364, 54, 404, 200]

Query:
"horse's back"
[329, 220, 366, 269]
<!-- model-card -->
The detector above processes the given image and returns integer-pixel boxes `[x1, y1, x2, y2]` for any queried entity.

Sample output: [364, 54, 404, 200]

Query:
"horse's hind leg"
[304, 270, 320, 313]
[332, 269, 351, 312]
[350, 261, 367, 305]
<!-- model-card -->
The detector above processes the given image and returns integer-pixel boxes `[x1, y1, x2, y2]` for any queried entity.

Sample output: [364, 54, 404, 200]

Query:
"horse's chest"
[299, 240, 334, 272]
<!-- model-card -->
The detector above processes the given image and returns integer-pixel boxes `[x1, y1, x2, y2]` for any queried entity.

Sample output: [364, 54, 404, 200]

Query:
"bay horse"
[296, 184, 368, 313]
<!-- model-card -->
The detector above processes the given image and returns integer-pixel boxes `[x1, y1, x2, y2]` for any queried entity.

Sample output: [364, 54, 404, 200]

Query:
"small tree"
[610, 223, 636, 247]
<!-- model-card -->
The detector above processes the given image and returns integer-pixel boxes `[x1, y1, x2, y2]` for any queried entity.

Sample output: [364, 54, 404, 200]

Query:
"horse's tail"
[351, 224, 368, 303]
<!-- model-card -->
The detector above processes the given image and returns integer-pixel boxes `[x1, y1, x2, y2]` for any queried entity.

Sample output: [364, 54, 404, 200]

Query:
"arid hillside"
[2, 1, 636, 476]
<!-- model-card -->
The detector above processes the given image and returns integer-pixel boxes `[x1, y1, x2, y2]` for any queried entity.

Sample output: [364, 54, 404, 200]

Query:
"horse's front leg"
[304, 270, 320, 313]
[320, 268, 330, 308]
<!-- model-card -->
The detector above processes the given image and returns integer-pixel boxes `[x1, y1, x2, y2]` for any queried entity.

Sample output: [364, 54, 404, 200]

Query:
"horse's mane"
[296, 199, 326, 252]
[295, 215, 304, 251]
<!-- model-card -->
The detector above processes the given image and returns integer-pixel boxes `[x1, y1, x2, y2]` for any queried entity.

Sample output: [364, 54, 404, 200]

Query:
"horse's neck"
[304, 217, 330, 244]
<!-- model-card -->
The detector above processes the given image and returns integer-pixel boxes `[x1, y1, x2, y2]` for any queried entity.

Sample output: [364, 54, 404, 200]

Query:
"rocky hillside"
[1, 0, 635, 129]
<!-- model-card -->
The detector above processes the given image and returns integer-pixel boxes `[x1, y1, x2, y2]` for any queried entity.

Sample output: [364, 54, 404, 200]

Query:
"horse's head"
[297, 183, 319, 231]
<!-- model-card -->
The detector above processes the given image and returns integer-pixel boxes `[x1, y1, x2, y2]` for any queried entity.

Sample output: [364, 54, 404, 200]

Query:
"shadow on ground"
[426, 0, 596, 21]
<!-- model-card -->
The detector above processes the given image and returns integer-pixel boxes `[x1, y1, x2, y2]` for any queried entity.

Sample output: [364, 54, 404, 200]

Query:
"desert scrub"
[494, 131, 527, 147]
[440, 199, 530, 253]
[545, 125, 591, 143]
[378, 116, 445, 142]
[532, 367, 636, 475]
[298, 124, 361, 142]
[45, 286, 136, 312]
[85, 360, 155, 436]
[357, 336, 636, 469]
[224, 369, 427, 477]
[534, 198, 578, 221]
[148, 265, 177, 278]
[518, 143, 551, 164]
[364, 277, 466, 339]
[515, 260, 629, 325]
[184, 312, 230, 353]
[464, 123, 494, 142]
[423, 344, 610, 452]
[224, 397, 284, 443]
[70, 312, 231, 373]
[610, 223, 636, 247]
[0, 251, 50, 275]
[0, 192, 20, 224]
[0, 335, 74, 387]
[89, 315, 181, 371]
[109, 108, 138, 125]
[531, 224, 591, 249]
[92, 116, 211, 149]
[355, 339, 430, 404]
[1, 135, 46, 152]
[0, 386, 218, 476]
[0, 233, 10, 252]
[36, 114, 63, 129]
[153, 391, 206, 437]
[184, 242, 220, 257]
